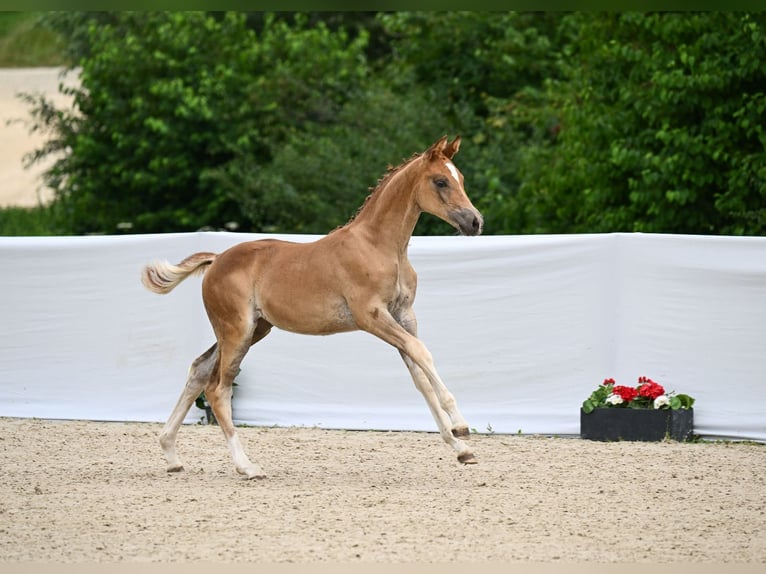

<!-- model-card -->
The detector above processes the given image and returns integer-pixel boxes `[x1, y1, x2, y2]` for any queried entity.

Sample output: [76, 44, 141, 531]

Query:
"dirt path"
[1, 417, 763, 563]
[0, 67, 74, 208]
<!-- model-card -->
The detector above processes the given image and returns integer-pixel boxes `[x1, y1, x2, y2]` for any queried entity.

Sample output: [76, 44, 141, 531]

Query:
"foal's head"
[413, 136, 484, 236]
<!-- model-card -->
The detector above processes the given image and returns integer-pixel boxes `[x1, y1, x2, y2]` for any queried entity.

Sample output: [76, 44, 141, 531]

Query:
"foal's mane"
[332, 151, 424, 232]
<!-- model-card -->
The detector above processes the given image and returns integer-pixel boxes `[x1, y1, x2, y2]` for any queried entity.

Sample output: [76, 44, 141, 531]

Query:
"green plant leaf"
[676, 394, 695, 409]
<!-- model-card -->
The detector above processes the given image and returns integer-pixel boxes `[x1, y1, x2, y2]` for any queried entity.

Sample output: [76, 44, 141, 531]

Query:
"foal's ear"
[444, 136, 461, 159]
[426, 136, 449, 160]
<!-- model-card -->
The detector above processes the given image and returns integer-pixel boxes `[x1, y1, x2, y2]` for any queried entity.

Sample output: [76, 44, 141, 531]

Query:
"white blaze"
[445, 161, 460, 184]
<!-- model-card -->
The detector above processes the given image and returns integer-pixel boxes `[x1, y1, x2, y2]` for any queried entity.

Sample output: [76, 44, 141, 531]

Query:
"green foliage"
[24, 12, 369, 234]
[13, 12, 766, 237]
[582, 383, 612, 414]
[516, 12, 766, 235]
[0, 12, 66, 67]
[670, 394, 696, 410]
[380, 12, 562, 116]
[379, 12, 566, 235]
[219, 81, 447, 234]
[0, 205, 63, 236]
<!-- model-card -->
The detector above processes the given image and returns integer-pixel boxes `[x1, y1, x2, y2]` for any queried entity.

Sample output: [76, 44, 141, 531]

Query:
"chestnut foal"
[142, 136, 483, 478]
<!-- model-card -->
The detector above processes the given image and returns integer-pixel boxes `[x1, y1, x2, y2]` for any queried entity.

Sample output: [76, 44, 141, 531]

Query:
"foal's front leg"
[399, 351, 476, 464]
[358, 308, 476, 464]
[396, 309, 472, 439]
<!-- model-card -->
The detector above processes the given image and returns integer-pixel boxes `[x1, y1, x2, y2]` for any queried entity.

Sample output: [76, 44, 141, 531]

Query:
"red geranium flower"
[603, 378, 615, 386]
[613, 385, 638, 402]
[638, 380, 665, 400]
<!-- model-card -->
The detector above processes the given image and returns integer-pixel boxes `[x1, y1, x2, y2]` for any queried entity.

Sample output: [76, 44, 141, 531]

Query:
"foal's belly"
[259, 295, 358, 336]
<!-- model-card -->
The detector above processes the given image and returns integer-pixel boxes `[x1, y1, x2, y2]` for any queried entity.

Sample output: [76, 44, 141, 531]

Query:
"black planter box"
[580, 407, 693, 442]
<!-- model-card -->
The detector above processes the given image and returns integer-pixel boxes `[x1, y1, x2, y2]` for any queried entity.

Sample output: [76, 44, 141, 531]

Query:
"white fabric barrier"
[1, 232, 764, 441]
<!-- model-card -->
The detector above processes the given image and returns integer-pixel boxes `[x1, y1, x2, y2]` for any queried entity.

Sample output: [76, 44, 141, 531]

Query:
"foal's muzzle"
[450, 208, 484, 236]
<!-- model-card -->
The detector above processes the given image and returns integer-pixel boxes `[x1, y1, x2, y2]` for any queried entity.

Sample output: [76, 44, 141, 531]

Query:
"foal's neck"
[346, 162, 422, 255]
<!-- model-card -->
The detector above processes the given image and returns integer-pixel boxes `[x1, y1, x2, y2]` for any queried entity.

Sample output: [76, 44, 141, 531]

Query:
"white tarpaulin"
[1, 232, 764, 441]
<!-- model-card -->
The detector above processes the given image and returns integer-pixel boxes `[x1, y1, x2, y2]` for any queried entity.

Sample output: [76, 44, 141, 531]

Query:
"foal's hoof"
[166, 464, 184, 473]
[457, 452, 478, 465]
[452, 426, 471, 438]
[237, 466, 267, 480]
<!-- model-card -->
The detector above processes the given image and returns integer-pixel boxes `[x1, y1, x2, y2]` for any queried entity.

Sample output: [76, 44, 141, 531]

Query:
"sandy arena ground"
[1, 417, 764, 563]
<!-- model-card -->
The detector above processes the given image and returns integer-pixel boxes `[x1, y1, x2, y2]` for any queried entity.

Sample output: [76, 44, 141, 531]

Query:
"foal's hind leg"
[159, 343, 218, 472]
[205, 319, 272, 479]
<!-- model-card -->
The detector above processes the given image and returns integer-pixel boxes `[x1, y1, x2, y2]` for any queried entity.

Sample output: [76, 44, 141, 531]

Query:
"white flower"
[654, 395, 670, 409]
[605, 394, 623, 406]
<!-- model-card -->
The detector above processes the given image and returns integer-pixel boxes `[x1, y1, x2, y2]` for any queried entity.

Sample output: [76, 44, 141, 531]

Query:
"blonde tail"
[141, 252, 217, 294]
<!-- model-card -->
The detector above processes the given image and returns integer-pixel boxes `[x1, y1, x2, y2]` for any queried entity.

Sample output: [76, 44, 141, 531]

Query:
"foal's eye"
[434, 178, 449, 189]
